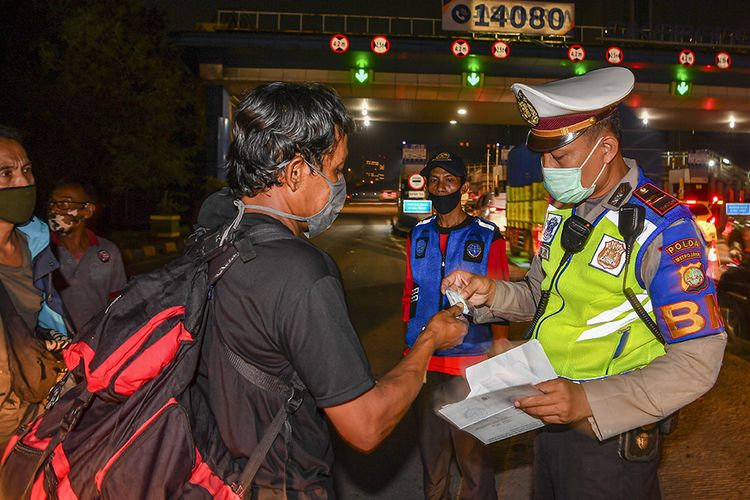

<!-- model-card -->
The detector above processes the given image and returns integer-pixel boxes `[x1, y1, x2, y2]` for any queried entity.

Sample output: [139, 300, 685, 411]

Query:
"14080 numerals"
[460, 3, 568, 31]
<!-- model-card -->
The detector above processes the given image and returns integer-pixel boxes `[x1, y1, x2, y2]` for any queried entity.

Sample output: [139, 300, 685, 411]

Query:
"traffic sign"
[491, 41, 510, 59]
[726, 203, 750, 216]
[716, 51, 732, 70]
[403, 200, 433, 214]
[408, 174, 426, 190]
[451, 39, 470, 58]
[671, 80, 693, 96]
[678, 49, 695, 66]
[329, 34, 349, 54]
[351, 68, 373, 85]
[568, 44, 586, 62]
[606, 46, 623, 64]
[462, 72, 484, 88]
[371, 36, 390, 55]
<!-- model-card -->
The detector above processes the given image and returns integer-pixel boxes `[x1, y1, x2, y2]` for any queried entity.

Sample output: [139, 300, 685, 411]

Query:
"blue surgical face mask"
[228, 158, 346, 239]
[542, 136, 608, 204]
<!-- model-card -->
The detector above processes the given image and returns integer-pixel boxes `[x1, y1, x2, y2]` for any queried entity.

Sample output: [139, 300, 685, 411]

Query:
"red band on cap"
[535, 107, 616, 131]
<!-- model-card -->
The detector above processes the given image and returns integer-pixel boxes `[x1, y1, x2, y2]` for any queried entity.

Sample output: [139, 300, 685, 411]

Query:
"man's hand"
[441, 270, 496, 308]
[421, 304, 469, 351]
[514, 378, 593, 425]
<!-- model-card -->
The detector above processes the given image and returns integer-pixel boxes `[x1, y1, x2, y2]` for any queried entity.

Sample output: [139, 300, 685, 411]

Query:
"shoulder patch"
[633, 183, 679, 216]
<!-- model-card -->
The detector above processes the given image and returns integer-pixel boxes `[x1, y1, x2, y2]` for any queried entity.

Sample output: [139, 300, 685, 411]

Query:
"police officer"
[442, 67, 726, 499]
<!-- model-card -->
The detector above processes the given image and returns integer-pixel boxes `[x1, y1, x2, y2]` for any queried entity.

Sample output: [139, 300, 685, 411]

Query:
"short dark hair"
[52, 178, 99, 204]
[0, 126, 24, 145]
[584, 110, 622, 143]
[226, 82, 354, 198]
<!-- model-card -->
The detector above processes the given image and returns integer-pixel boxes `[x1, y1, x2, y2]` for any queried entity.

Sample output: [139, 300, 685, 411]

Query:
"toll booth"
[395, 144, 431, 234]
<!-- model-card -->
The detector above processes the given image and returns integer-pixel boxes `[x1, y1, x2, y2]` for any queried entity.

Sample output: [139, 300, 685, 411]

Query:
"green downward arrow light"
[355, 69, 369, 83]
[467, 72, 481, 87]
[676, 81, 690, 96]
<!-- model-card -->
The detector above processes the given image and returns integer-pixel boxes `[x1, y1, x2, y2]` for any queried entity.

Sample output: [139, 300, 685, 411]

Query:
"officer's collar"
[603, 158, 639, 210]
[576, 158, 638, 222]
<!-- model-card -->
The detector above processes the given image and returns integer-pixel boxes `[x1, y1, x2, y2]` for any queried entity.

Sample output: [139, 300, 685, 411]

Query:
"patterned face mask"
[47, 208, 85, 234]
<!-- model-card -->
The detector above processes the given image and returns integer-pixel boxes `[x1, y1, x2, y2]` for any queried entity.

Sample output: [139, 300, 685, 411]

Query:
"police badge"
[590, 235, 627, 276]
[678, 262, 708, 293]
[463, 240, 484, 263]
[541, 214, 562, 244]
[597, 239, 626, 270]
[515, 89, 540, 126]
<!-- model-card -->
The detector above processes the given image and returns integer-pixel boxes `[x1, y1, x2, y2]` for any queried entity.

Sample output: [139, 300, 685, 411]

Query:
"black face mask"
[429, 190, 462, 215]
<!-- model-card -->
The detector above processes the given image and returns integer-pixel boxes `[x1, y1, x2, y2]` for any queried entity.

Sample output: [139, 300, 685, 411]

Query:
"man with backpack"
[196, 82, 469, 498]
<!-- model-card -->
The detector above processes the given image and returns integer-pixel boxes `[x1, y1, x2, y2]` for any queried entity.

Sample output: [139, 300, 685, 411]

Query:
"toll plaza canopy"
[172, 9, 750, 175]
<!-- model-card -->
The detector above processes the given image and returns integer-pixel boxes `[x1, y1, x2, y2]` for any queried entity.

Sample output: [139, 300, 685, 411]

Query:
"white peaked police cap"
[510, 67, 635, 152]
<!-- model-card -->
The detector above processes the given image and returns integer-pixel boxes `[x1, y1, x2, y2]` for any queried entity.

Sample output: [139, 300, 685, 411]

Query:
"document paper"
[437, 340, 558, 444]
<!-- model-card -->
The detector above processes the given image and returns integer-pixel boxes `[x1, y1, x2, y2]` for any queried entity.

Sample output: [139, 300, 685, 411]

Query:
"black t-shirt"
[205, 214, 375, 496]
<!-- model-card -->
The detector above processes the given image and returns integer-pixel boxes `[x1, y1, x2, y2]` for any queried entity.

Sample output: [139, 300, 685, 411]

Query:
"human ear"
[283, 156, 307, 193]
[81, 202, 96, 220]
[601, 135, 619, 164]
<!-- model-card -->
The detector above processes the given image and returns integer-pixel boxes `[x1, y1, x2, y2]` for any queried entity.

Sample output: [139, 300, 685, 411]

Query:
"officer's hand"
[441, 271, 496, 308]
[423, 305, 469, 351]
[514, 378, 593, 425]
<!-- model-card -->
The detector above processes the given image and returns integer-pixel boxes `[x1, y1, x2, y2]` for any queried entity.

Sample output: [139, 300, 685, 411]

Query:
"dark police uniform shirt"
[205, 214, 375, 497]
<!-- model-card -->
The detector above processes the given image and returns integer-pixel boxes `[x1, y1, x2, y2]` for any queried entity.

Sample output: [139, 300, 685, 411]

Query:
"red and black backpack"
[0, 222, 303, 499]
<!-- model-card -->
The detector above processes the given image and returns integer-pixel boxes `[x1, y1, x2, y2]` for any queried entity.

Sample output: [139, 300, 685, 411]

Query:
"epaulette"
[632, 183, 680, 216]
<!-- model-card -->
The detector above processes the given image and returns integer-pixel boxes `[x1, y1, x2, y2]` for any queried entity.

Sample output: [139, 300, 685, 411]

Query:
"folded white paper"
[437, 340, 558, 444]
[466, 339, 558, 397]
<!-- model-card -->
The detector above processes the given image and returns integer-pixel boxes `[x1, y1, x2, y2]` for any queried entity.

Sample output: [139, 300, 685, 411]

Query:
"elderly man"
[443, 68, 725, 499]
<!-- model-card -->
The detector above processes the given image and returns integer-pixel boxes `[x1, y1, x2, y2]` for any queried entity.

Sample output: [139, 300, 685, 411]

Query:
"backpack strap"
[207, 222, 297, 286]
[219, 337, 304, 498]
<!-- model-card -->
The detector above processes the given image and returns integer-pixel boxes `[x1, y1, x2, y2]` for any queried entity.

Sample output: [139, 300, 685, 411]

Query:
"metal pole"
[486, 146, 491, 193]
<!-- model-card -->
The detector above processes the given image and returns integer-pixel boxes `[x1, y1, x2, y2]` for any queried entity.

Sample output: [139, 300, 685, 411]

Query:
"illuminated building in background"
[364, 157, 386, 183]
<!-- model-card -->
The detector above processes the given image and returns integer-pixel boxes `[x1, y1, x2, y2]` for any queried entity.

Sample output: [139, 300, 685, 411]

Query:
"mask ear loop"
[219, 199, 248, 247]
[586, 136, 611, 189]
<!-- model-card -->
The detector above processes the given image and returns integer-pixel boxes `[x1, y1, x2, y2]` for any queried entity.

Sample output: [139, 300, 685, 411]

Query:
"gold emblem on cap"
[515, 89, 539, 127]
[434, 152, 451, 160]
